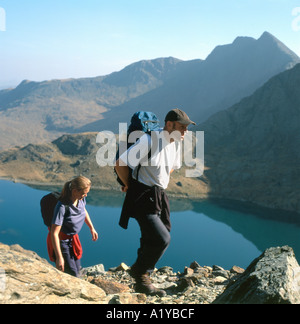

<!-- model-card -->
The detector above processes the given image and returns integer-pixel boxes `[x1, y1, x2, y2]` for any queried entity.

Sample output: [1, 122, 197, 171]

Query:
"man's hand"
[115, 159, 130, 191]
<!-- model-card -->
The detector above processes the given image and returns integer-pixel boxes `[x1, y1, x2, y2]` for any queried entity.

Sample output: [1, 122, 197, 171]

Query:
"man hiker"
[115, 108, 196, 296]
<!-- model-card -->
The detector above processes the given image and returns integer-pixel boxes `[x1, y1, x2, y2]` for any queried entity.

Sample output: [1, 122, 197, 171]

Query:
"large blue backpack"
[127, 111, 160, 135]
[115, 111, 160, 186]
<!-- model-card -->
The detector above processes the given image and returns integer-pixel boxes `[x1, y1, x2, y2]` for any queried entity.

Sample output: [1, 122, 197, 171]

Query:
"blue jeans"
[60, 239, 81, 277]
[132, 213, 171, 275]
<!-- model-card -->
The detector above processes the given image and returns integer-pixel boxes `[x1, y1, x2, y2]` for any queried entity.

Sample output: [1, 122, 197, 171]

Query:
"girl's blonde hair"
[60, 176, 91, 203]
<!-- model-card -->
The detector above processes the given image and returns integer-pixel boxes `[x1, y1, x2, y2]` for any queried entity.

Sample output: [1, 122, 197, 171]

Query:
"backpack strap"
[64, 205, 70, 217]
[136, 148, 152, 182]
[57, 195, 71, 219]
[136, 131, 159, 182]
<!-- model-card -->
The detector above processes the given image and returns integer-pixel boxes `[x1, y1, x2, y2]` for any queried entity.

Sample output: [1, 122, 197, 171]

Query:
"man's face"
[171, 121, 188, 141]
[164, 120, 189, 142]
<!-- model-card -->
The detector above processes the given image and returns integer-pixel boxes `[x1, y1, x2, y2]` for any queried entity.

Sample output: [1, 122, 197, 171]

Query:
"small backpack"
[115, 111, 160, 186]
[40, 192, 69, 228]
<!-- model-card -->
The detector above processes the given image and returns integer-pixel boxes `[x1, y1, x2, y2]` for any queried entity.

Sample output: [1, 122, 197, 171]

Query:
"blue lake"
[1, 180, 300, 272]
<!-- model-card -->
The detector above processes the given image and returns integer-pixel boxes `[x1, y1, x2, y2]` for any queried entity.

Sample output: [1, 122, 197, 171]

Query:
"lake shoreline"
[1, 176, 300, 222]
[0, 175, 210, 200]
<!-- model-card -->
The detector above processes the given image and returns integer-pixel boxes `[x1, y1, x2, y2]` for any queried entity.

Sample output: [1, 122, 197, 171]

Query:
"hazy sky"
[0, 0, 300, 88]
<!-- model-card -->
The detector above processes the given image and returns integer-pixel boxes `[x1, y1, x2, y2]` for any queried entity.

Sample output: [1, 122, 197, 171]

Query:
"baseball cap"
[165, 108, 196, 126]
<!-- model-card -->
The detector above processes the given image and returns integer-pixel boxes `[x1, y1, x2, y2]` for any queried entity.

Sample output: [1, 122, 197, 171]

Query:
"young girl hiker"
[49, 176, 98, 277]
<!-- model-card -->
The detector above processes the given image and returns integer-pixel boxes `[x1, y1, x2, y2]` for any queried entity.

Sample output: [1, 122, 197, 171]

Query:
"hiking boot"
[134, 273, 167, 297]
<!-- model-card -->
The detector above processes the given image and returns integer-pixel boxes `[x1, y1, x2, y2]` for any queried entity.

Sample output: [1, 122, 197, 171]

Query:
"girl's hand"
[91, 229, 99, 242]
[56, 256, 65, 272]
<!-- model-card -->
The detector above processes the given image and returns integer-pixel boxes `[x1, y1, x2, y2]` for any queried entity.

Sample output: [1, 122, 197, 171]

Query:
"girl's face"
[72, 187, 90, 201]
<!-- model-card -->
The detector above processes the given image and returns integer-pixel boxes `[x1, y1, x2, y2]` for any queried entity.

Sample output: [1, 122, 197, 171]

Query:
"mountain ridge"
[78, 31, 300, 133]
[0, 32, 299, 150]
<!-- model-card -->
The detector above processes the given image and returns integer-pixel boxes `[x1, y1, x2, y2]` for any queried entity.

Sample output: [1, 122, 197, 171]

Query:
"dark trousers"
[132, 213, 171, 275]
[60, 239, 81, 277]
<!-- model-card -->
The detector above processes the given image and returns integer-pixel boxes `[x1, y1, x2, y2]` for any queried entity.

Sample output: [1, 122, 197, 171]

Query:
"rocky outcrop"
[213, 246, 300, 304]
[1, 242, 300, 304]
[0, 243, 107, 304]
[0, 242, 228, 305]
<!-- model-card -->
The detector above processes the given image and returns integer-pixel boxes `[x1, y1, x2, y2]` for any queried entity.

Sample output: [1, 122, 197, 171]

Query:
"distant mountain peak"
[206, 31, 300, 64]
[257, 31, 285, 46]
[259, 31, 279, 42]
[257, 31, 299, 59]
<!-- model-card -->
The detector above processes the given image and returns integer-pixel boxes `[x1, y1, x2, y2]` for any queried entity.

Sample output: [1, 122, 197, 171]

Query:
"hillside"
[197, 62, 300, 214]
[0, 32, 299, 151]
[0, 57, 181, 150]
[0, 132, 208, 199]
